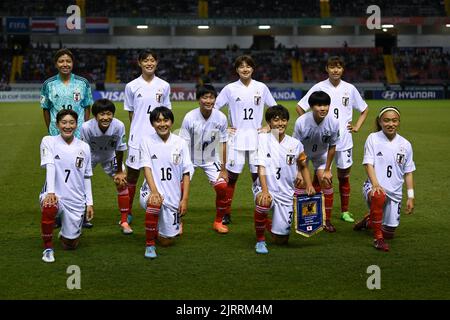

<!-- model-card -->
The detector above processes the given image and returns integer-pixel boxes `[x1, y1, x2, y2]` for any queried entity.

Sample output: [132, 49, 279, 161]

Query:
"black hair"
[56, 109, 78, 123]
[92, 99, 116, 116]
[138, 50, 158, 62]
[150, 106, 174, 125]
[375, 106, 401, 131]
[234, 55, 256, 70]
[326, 56, 345, 68]
[308, 91, 331, 107]
[265, 104, 290, 123]
[196, 84, 217, 100]
[54, 48, 74, 63]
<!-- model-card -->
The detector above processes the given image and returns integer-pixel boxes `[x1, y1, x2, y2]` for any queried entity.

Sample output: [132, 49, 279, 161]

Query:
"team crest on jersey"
[286, 154, 296, 165]
[396, 147, 406, 165]
[254, 92, 261, 105]
[73, 89, 81, 102]
[156, 90, 163, 103]
[342, 94, 349, 107]
[75, 157, 84, 168]
[172, 149, 181, 165]
[322, 130, 331, 143]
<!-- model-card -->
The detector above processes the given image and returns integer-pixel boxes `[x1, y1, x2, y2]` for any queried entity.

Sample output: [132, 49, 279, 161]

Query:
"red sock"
[145, 204, 161, 246]
[323, 187, 334, 221]
[224, 180, 237, 216]
[214, 179, 228, 223]
[370, 191, 386, 240]
[117, 187, 130, 224]
[313, 174, 321, 193]
[254, 204, 270, 242]
[128, 183, 136, 214]
[338, 176, 351, 212]
[41, 205, 58, 249]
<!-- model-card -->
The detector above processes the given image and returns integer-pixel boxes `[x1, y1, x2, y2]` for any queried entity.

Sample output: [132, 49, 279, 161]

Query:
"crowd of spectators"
[0, 0, 445, 17]
[394, 47, 450, 85]
[1, 46, 449, 86]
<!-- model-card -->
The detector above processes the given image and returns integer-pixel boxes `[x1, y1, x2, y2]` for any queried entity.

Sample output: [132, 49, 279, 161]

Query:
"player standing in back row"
[214, 55, 277, 225]
[296, 56, 368, 224]
[124, 50, 171, 224]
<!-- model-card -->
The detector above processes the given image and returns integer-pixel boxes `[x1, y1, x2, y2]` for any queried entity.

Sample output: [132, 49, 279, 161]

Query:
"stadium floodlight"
[258, 25, 271, 30]
[382, 28, 388, 32]
[446, 24, 450, 28]
[320, 25, 332, 29]
[381, 24, 394, 28]
[137, 25, 148, 29]
[198, 25, 209, 29]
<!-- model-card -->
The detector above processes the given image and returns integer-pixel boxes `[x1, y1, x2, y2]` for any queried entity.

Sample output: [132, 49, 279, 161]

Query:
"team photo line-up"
[38, 48, 415, 262]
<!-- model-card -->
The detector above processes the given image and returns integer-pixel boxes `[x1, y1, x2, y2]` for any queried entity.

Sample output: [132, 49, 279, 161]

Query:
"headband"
[379, 107, 400, 118]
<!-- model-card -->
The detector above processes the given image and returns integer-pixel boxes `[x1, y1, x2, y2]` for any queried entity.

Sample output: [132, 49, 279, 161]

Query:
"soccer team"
[38, 49, 416, 262]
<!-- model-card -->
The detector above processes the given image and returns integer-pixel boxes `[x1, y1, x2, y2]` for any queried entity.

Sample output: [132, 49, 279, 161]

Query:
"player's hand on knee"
[305, 184, 316, 196]
[178, 198, 188, 216]
[86, 205, 94, 221]
[371, 184, 385, 197]
[322, 169, 333, 186]
[148, 192, 163, 207]
[256, 191, 272, 208]
[113, 172, 127, 188]
[43, 193, 58, 207]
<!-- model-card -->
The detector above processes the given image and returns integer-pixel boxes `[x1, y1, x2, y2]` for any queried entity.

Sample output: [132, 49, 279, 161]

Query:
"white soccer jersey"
[363, 131, 415, 202]
[215, 79, 276, 151]
[40, 135, 93, 212]
[139, 133, 193, 211]
[298, 79, 367, 151]
[80, 118, 127, 164]
[255, 133, 304, 205]
[293, 112, 340, 159]
[124, 75, 171, 149]
[179, 108, 228, 166]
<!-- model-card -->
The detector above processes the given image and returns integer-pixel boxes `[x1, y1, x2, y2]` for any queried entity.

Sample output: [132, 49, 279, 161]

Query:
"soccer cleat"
[42, 248, 55, 263]
[120, 222, 133, 235]
[324, 220, 336, 233]
[373, 238, 390, 252]
[213, 221, 229, 234]
[144, 246, 157, 259]
[353, 214, 370, 231]
[222, 214, 232, 225]
[340, 211, 355, 223]
[255, 241, 269, 254]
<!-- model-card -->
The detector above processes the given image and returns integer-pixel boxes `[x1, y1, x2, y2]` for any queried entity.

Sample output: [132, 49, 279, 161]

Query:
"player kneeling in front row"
[80, 99, 131, 234]
[139, 107, 193, 259]
[40, 109, 94, 263]
[293, 91, 340, 232]
[354, 107, 415, 252]
[179, 85, 229, 234]
[253, 105, 315, 254]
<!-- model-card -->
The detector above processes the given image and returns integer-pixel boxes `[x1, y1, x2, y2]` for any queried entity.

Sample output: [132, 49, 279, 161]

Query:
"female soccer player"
[214, 55, 277, 225]
[253, 105, 315, 254]
[124, 50, 171, 224]
[80, 99, 131, 234]
[40, 109, 93, 263]
[296, 56, 369, 224]
[354, 107, 415, 252]
[293, 91, 340, 232]
[139, 107, 193, 259]
[179, 85, 229, 234]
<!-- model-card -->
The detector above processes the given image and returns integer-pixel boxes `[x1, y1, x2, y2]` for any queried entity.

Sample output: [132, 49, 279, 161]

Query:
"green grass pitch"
[0, 100, 449, 300]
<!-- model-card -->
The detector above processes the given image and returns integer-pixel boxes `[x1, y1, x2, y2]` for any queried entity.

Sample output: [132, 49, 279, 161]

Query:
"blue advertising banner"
[374, 90, 444, 100]
[6, 17, 29, 33]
